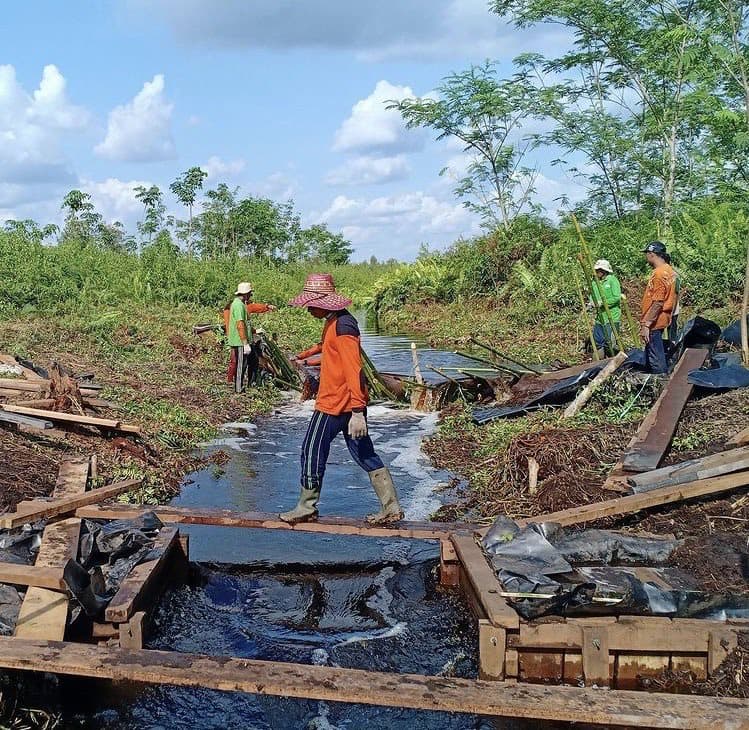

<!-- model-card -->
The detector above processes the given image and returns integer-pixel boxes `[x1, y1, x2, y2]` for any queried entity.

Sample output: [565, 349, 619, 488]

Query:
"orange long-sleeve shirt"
[641, 264, 677, 331]
[309, 310, 368, 415]
[223, 302, 273, 335]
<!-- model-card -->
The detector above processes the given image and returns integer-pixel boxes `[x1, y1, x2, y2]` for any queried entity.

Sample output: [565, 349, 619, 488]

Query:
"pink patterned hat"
[289, 273, 352, 311]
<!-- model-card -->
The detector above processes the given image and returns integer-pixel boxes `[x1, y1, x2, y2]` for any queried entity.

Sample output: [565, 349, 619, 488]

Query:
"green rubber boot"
[279, 488, 320, 524]
[367, 467, 404, 524]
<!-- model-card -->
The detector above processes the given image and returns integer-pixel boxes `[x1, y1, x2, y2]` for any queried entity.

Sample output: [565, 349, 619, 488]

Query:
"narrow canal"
[79, 314, 506, 729]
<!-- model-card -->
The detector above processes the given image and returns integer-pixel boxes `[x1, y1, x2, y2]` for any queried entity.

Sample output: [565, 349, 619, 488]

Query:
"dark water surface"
[70, 315, 509, 729]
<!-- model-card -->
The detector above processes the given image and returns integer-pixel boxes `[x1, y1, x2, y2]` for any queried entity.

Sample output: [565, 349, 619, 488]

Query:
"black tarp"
[721, 316, 749, 346]
[688, 363, 749, 390]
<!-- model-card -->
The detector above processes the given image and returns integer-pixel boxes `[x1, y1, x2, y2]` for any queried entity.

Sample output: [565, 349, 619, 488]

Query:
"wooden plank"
[451, 534, 520, 629]
[105, 527, 180, 623]
[440, 538, 460, 587]
[53, 457, 90, 500]
[628, 447, 749, 492]
[708, 630, 739, 674]
[74, 503, 473, 541]
[119, 611, 147, 649]
[0, 563, 66, 591]
[14, 519, 81, 640]
[582, 625, 610, 687]
[0, 411, 54, 430]
[563, 351, 628, 418]
[727, 426, 749, 447]
[1, 479, 141, 529]
[0, 404, 139, 433]
[538, 358, 613, 381]
[0, 378, 48, 392]
[523, 471, 749, 528]
[0, 639, 747, 728]
[12, 399, 57, 409]
[621, 348, 709, 473]
[479, 620, 506, 680]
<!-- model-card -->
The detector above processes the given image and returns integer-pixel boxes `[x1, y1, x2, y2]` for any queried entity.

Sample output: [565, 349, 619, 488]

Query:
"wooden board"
[74, 504, 474, 541]
[14, 519, 81, 640]
[727, 426, 749, 447]
[105, 527, 180, 623]
[53, 457, 90, 500]
[1, 479, 141, 529]
[451, 534, 520, 629]
[0, 563, 66, 591]
[538, 358, 613, 381]
[0, 404, 139, 434]
[0, 378, 48, 392]
[0, 638, 747, 728]
[620, 348, 709, 473]
[523, 470, 749, 528]
[0, 411, 54, 430]
[582, 625, 611, 687]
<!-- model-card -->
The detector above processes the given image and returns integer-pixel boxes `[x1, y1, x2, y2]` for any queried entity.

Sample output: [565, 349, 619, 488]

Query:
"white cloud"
[325, 155, 410, 186]
[333, 81, 424, 154]
[95, 74, 176, 162]
[134, 0, 569, 62]
[81, 177, 153, 223]
[202, 155, 246, 179]
[253, 171, 297, 201]
[28, 65, 89, 129]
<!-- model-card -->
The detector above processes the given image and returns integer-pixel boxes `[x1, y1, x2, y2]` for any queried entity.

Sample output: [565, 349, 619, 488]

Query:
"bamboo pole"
[454, 351, 519, 376]
[575, 272, 599, 360]
[742, 239, 749, 366]
[468, 337, 541, 374]
[620, 295, 639, 345]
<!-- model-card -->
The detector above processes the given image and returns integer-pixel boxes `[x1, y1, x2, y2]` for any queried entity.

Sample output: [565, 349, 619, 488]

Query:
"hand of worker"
[639, 325, 650, 345]
[348, 412, 368, 440]
[267, 305, 277, 311]
[243, 343, 252, 355]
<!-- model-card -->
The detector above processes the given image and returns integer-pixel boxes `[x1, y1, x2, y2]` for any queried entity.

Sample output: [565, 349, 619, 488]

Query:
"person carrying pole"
[280, 273, 404, 525]
[590, 259, 622, 358]
[224, 283, 276, 388]
[640, 241, 677, 374]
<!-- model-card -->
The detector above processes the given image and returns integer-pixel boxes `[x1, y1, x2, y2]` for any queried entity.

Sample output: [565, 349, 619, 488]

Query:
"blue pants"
[645, 329, 668, 374]
[593, 322, 620, 353]
[301, 409, 384, 490]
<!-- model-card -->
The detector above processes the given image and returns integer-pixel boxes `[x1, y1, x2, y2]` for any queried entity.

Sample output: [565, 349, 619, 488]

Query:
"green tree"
[169, 166, 207, 254]
[61, 189, 96, 243]
[134, 185, 165, 247]
[299, 224, 354, 265]
[391, 62, 553, 230]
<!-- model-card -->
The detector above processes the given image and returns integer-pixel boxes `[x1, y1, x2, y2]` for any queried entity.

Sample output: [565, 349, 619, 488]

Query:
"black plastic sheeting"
[674, 316, 722, 352]
[472, 366, 605, 424]
[688, 362, 749, 390]
[721, 316, 749, 346]
[0, 524, 45, 635]
[64, 512, 164, 620]
[481, 517, 749, 620]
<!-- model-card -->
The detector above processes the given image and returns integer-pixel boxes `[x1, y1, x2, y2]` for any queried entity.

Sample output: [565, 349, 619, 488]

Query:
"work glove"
[243, 343, 252, 355]
[348, 412, 367, 440]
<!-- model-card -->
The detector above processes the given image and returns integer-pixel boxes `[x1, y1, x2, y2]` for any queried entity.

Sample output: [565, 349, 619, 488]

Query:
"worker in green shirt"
[590, 259, 622, 357]
[227, 282, 255, 393]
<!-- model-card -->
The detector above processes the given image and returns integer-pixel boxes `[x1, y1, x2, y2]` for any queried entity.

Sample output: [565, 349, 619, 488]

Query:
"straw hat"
[289, 273, 352, 311]
[593, 259, 613, 273]
[235, 282, 253, 295]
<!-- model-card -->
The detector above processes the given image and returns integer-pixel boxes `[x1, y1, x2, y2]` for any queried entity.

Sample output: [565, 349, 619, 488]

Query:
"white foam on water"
[333, 621, 407, 648]
[311, 648, 330, 666]
[197, 436, 247, 452]
[221, 422, 257, 434]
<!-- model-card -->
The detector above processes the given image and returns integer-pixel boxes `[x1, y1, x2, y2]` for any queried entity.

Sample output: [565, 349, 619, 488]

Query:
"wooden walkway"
[0, 638, 746, 728]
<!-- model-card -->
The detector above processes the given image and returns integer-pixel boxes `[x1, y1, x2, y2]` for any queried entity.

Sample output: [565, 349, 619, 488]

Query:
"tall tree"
[61, 190, 96, 243]
[391, 62, 553, 231]
[299, 224, 354, 265]
[169, 166, 207, 254]
[134, 185, 165, 247]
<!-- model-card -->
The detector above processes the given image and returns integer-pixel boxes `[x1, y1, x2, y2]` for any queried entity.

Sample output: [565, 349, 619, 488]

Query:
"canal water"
[75, 314, 510, 729]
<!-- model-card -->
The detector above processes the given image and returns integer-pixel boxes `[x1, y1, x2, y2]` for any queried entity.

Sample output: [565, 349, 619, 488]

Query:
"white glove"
[243, 343, 252, 355]
[348, 412, 367, 439]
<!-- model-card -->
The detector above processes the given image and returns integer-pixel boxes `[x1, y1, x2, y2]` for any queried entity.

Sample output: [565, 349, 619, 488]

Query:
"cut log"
[105, 527, 180, 623]
[74, 504, 474, 541]
[620, 348, 709, 473]
[0, 478, 141, 529]
[451, 533, 520, 629]
[11, 399, 57, 409]
[524, 470, 749, 528]
[0, 638, 746, 728]
[563, 351, 628, 418]
[539, 358, 613, 381]
[628, 446, 749, 492]
[0, 405, 139, 434]
[0, 378, 48, 392]
[0, 563, 67, 591]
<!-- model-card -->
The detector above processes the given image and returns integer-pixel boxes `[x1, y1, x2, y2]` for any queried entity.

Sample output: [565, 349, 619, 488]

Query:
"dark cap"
[643, 240, 667, 256]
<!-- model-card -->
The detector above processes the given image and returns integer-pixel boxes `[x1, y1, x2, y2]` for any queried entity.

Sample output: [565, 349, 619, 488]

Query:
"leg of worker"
[233, 346, 246, 393]
[592, 323, 608, 358]
[227, 348, 237, 384]
[668, 315, 679, 344]
[246, 343, 260, 386]
[343, 412, 404, 524]
[646, 329, 668, 374]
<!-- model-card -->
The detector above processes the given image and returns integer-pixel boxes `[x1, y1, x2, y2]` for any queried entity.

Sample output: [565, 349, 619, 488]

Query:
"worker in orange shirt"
[640, 241, 677, 374]
[279, 273, 404, 525]
[224, 282, 276, 389]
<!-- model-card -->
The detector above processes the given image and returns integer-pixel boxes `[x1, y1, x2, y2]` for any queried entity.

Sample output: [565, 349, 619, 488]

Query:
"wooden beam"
[628, 447, 749, 492]
[53, 457, 90, 500]
[451, 534, 520, 629]
[620, 348, 709, 473]
[74, 504, 473, 541]
[0, 479, 141, 529]
[524, 470, 749, 528]
[563, 351, 628, 418]
[0, 563, 67, 591]
[0, 404, 139, 434]
[0, 378, 48, 392]
[727, 426, 749, 448]
[538, 358, 613, 381]
[581, 625, 610, 687]
[105, 527, 180, 623]
[0, 639, 746, 728]
[0, 411, 54, 430]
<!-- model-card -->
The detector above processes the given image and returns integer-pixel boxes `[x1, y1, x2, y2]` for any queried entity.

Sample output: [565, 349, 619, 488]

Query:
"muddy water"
[78, 314, 507, 729]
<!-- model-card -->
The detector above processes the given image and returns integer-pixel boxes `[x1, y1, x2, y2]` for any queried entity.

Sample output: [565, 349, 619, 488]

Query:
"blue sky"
[0, 1, 581, 260]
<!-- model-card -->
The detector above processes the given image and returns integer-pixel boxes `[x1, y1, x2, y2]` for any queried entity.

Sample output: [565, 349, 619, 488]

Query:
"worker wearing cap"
[640, 241, 677, 374]
[590, 259, 621, 358]
[279, 273, 404, 526]
[224, 284, 276, 388]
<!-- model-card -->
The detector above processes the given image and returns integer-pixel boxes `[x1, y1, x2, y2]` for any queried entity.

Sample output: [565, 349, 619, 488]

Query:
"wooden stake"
[563, 351, 628, 418]
[527, 457, 539, 495]
[410, 342, 423, 384]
